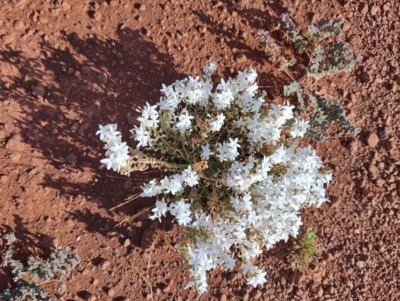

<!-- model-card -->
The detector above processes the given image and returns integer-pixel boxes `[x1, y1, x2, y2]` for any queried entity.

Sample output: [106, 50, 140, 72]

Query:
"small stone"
[92, 278, 99, 286]
[317, 286, 324, 297]
[360, 71, 370, 83]
[123, 178, 133, 190]
[40, 236, 53, 248]
[1, 34, 15, 45]
[236, 53, 247, 63]
[85, 294, 96, 301]
[289, 271, 304, 286]
[342, 22, 351, 32]
[221, 294, 227, 301]
[98, 72, 107, 83]
[360, 3, 369, 15]
[140, 229, 154, 249]
[141, 27, 150, 36]
[13, 20, 24, 30]
[100, 260, 111, 270]
[70, 32, 80, 42]
[81, 66, 91, 75]
[107, 288, 115, 297]
[116, 52, 123, 59]
[348, 34, 360, 45]
[162, 285, 171, 293]
[66, 153, 77, 165]
[356, 261, 366, 268]
[91, 198, 102, 205]
[127, 115, 138, 125]
[366, 132, 379, 148]
[251, 290, 262, 300]
[93, 11, 102, 21]
[10, 153, 22, 163]
[397, 182, 400, 197]
[110, 0, 118, 7]
[62, 1, 71, 10]
[370, 5, 380, 15]
[11, 0, 27, 6]
[0, 175, 9, 183]
[70, 123, 79, 132]
[6, 135, 25, 151]
[32, 84, 45, 98]
[138, 4, 146, 11]
[123, 238, 131, 247]
[125, 227, 136, 237]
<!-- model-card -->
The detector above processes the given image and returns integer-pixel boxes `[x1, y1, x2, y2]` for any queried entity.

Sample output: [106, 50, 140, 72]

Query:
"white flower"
[212, 79, 235, 109]
[174, 108, 194, 133]
[202, 61, 218, 77]
[132, 126, 152, 148]
[210, 113, 225, 132]
[290, 119, 310, 138]
[216, 138, 240, 162]
[181, 166, 200, 187]
[141, 179, 161, 197]
[150, 199, 169, 222]
[96, 124, 121, 142]
[201, 144, 213, 160]
[241, 263, 267, 287]
[269, 103, 294, 126]
[169, 199, 192, 226]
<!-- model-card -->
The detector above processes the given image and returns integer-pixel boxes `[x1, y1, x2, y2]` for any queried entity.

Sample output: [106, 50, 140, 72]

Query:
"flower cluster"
[98, 64, 331, 294]
[97, 124, 131, 175]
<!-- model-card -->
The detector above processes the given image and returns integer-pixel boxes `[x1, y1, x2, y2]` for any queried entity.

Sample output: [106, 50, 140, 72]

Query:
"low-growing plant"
[288, 228, 319, 271]
[258, 13, 361, 140]
[0, 233, 80, 301]
[97, 62, 332, 294]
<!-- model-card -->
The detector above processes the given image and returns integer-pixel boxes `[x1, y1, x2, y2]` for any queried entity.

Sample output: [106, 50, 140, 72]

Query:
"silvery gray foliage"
[283, 81, 359, 141]
[283, 81, 300, 97]
[0, 284, 57, 301]
[280, 14, 361, 79]
[260, 14, 360, 141]
[0, 233, 80, 301]
[281, 13, 310, 54]
[307, 42, 361, 80]
[307, 19, 344, 41]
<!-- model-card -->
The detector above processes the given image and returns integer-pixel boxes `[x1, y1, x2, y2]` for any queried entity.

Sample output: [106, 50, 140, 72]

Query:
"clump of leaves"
[283, 82, 359, 140]
[281, 13, 310, 54]
[288, 228, 319, 271]
[0, 233, 80, 301]
[259, 13, 361, 141]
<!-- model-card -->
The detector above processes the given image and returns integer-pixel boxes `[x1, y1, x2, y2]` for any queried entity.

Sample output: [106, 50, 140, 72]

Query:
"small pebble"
[66, 153, 77, 165]
[81, 66, 91, 75]
[94, 11, 102, 21]
[123, 238, 131, 247]
[366, 132, 379, 148]
[100, 260, 111, 270]
[236, 53, 247, 63]
[32, 84, 45, 98]
[13, 20, 24, 30]
[107, 288, 115, 297]
[140, 229, 154, 249]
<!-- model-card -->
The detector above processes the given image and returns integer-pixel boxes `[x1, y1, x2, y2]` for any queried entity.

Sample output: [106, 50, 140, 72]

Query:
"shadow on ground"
[0, 28, 183, 242]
